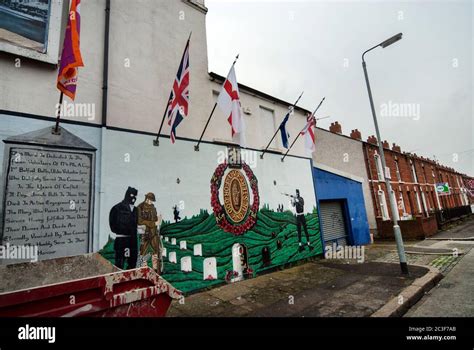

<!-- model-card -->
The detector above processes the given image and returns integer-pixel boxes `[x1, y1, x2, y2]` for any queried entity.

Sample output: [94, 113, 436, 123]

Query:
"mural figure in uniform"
[109, 186, 138, 269]
[137, 192, 163, 274]
[292, 189, 313, 252]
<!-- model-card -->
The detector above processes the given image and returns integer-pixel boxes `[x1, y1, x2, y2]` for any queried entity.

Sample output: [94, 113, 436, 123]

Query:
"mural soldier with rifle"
[283, 189, 313, 252]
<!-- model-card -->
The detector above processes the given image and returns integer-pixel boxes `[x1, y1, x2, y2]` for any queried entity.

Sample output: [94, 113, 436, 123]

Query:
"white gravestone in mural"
[0, 127, 96, 262]
[171, 238, 176, 245]
[181, 256, 192, 272]
[203, 257, 217, 280]
[193, 244, 202, 256]
[164, 237, 169, 242]
[162, 247, 167, 258]
[232, 243, 245, 282]
[168, 251, 177, 264]
[180, 240, 187, 250]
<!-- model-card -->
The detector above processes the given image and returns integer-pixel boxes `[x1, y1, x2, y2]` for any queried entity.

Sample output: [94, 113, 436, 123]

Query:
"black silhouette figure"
[277, 240, 283, 250]
[109, 187, 138, 269]
[262, 246, 271, 267]
[173, 205, 181, 223]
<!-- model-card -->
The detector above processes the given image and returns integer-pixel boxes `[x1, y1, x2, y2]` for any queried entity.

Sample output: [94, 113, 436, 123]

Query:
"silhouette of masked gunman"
[109, 187, 138, 269]
[291, 189, 313, 252]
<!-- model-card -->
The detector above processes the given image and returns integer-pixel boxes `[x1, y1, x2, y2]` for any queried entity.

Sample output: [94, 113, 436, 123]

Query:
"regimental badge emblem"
[210, 159, 259, 236]
[223, 169, 249, 223]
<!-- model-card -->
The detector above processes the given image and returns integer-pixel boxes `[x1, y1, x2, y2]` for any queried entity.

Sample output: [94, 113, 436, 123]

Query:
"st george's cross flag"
[216, 65, 246, 146]
[166, 38, 190, 143]
[57, 0, 84, 100]
[301, 113, 316, 153]
[279, 106, 294, 149]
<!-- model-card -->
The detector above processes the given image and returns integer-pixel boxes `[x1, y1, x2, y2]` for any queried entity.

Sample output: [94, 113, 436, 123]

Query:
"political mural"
[100, 145, 322, 293]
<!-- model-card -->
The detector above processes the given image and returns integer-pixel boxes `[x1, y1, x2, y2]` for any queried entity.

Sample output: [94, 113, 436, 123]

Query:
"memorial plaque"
[1, 127, 96, 262]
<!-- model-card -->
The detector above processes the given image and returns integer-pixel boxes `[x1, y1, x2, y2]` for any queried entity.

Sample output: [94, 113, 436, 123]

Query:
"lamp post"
[362, 33, 409, 275]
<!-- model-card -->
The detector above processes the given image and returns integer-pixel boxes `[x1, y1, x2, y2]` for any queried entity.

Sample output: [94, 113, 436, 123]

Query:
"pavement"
[405, 216, 474, 317]
[372, 215, 474, 275]
[405, 248, 474, 317]
[167, 215, 474, 317]
[168, 259, 428, 317]
[426, 215, 474, 240]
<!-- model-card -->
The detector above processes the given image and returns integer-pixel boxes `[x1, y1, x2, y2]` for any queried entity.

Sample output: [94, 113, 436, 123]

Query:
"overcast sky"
[205, 0, 473, 176]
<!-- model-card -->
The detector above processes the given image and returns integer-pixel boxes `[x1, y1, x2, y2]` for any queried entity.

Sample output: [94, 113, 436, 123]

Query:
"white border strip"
[313, 162, 364, 183]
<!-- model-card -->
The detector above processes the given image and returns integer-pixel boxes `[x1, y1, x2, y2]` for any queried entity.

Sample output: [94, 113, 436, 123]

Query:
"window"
[433, 188, 442, 210]
[410, 161, 418, 183]
[395, 160, 401, 181]
[378, 190, 389, 220]
[398, 193, 407, 219]
[259, 106, 277, 149]
[421, 164, 427, 183]
[375, 153, 384, 181]
[414, 189, 422, 214]
[462, 189, 469, 206]
[421, 190, 429, 216]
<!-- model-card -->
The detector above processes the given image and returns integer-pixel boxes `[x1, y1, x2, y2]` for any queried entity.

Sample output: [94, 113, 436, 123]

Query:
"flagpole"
[52, 92, 64, 135]
[281, 97, 326, 162]
[194, 102, 217, 151]
[153, 32, 192, 147]
[153, 102, 171, 146]
[194, 54, 239, 152]
[259, 91, 304, 159]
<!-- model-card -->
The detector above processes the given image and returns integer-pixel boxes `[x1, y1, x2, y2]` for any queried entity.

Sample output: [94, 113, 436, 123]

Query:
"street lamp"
[362, 33, 409, 275]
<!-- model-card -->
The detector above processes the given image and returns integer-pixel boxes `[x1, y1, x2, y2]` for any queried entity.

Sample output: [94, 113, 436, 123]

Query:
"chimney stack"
[350, 129, 362, 140]
[382, 140, 390, 149]
[367, 135, 378, 145]
[392, 143, 401, 153]
[329, 121, 342, 134]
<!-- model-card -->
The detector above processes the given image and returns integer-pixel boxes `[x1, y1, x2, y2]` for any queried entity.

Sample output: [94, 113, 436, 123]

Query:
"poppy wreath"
[210, 161, 259, 235]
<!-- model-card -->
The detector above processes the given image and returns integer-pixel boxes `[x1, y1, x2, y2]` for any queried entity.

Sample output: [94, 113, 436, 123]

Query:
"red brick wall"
[363, 141, 470, 226]
[376, 216, 438, 240]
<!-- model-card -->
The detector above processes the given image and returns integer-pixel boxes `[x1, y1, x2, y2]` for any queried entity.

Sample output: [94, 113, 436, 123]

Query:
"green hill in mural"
[100, 207, 322, 293]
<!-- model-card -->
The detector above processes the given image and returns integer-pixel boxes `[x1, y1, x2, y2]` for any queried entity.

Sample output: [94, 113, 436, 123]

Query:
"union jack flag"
[166, 38, 190, 143]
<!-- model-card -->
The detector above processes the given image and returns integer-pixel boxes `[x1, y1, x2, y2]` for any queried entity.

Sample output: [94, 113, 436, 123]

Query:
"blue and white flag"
[279, 106, 293, 148]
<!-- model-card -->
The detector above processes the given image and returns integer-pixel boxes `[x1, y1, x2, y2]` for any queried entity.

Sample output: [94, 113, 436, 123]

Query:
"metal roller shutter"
[319, 201, 348, 246]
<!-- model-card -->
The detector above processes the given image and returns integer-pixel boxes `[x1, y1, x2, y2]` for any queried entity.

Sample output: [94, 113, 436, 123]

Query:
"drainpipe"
[96, 0, 111, 251]
[102, 0, 110, 126]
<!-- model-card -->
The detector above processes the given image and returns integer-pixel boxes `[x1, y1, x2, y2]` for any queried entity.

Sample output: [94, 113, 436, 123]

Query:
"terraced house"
[362, 135, 473, 240]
